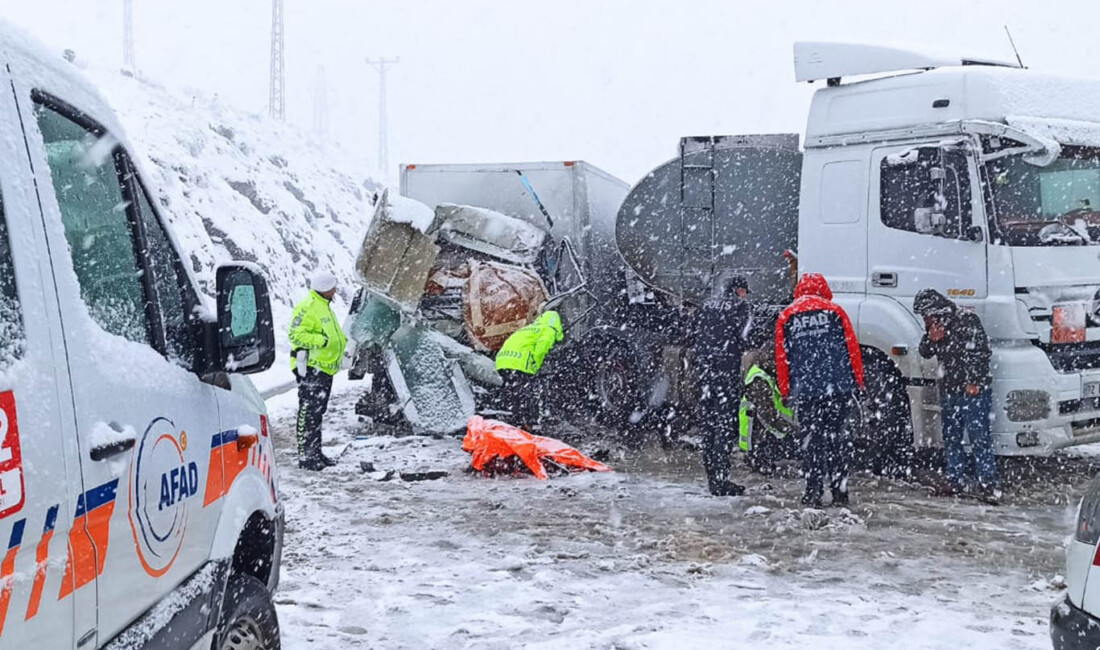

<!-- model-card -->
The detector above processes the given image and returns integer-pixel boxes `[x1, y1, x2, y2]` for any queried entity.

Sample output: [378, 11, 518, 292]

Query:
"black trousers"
[797, 392, 853, 497]
[297, 368, 334, 459]
[698, 353, 742, 489]
[499, 369, 539, 429]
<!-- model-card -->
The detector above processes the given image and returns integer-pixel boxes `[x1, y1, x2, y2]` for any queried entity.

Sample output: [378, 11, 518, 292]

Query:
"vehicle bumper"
[1051, 595, 1100, 650]
[987, 344, 1100, 455]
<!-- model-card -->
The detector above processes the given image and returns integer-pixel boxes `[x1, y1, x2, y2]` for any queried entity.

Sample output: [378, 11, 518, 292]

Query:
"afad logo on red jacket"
[128, 417, 199, 578]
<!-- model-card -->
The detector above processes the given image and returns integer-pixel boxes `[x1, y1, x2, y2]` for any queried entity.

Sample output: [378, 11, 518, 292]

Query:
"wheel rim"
[221, 615, 266, 650]
[596, 359, 627, 408]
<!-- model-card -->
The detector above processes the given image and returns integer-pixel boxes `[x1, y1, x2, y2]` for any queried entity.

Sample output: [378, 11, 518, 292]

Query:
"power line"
[365, 57, 399, 174]
[122, 0, 136, 73]
[269, 0, 286, 121]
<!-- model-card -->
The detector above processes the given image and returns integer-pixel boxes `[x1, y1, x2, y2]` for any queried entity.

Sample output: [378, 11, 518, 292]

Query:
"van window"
[880, 148, 971, 239]
[0, 199, 25, 367]
[34, 102, 151, 344]
[132, 178, 198, 367]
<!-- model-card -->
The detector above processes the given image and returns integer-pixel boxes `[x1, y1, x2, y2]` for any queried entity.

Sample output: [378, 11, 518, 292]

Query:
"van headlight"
[1078, 474, 1100, 545]
[1005, 390, 1051, 422]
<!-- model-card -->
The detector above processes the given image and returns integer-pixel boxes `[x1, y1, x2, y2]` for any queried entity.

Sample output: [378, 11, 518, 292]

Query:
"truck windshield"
[985, 145, 1100, 246]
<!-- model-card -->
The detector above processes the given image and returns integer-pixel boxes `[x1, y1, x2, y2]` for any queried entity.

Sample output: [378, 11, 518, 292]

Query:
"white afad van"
[0, 28, 283, 650]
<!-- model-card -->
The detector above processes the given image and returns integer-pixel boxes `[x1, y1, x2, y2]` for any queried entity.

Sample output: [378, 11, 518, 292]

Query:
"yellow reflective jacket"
[289, 290, 347, 376]
[495, 311, 563, 375]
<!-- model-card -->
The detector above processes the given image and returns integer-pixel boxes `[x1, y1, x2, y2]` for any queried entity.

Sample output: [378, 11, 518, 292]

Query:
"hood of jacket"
[794, 273, 833, 301]
[913, 289, 956, 317]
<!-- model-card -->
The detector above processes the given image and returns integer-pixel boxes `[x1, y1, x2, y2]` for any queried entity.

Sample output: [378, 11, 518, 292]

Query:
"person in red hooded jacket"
[775, 273, 865, 507]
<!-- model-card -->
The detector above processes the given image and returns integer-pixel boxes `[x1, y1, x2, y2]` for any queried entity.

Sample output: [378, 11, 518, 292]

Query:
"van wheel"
[852, 350, 914, 477]
[215, 575, 280, 650]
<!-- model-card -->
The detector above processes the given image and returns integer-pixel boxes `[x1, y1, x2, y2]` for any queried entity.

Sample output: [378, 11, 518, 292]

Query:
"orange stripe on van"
[203, 443, 226, 507]
[59, 480, 117, 600]
[0, 519, 26, 637]
[25, 505, 58, 621]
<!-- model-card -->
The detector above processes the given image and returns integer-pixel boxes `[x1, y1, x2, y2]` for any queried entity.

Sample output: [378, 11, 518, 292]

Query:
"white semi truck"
[614, 42, 1100, 460]
[349, 42, 1100, 462]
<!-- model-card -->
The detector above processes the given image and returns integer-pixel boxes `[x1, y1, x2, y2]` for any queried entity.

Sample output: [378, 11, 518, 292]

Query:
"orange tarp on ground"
[463, 416, 612, 480]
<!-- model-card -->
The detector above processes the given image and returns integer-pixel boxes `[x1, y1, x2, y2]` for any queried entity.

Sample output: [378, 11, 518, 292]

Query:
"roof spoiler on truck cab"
[794, 41, 1021, 85]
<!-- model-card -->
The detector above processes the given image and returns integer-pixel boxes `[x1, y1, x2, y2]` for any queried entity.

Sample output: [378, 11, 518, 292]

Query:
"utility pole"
[365, 57, 399, 174]
[312, 65, 330, 140]
[122, 0, 136, 73]
[269, 0, 286, 121]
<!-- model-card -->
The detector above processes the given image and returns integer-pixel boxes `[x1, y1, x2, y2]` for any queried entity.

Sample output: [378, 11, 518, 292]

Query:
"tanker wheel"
[851, 349, 914, 477]
[591, 342, 643, 443]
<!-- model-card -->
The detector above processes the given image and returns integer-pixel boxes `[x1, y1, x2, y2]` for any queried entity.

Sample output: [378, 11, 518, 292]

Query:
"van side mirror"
[215, 264, 275, 374]
[966, 225, 985, 243]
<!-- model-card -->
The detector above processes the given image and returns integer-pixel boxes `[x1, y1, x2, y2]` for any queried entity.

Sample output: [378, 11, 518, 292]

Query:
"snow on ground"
[268, 386, 1079, 649]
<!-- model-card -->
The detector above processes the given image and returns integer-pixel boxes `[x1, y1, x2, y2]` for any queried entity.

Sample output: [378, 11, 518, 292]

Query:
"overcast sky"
[1, 0, 1097, 183]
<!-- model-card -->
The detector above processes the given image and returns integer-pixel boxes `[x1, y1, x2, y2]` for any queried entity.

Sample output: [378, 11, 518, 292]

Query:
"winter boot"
[709, 479, 746, 497]
[830, 477, 849, 507]
[298, 455, 327, 471]
[801, 482, 824, 508]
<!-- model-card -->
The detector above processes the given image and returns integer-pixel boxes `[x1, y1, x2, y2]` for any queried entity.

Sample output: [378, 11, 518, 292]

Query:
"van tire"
[214, 575, 281, 650]
[852, 350, 914, 477]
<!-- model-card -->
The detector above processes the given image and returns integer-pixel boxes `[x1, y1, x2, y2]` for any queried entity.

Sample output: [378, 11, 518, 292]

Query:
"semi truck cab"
[795, 42, 1100, 454]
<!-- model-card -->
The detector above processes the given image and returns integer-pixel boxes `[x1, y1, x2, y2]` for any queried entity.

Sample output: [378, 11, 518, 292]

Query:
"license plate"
[1085, 381, 1100, 399]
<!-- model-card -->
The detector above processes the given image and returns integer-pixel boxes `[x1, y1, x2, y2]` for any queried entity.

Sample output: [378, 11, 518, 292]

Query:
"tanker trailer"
[585, 135, 802, 436]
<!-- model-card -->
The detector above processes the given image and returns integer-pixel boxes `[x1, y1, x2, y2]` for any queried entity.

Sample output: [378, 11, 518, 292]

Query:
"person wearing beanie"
[914, 288, 1000, 500]
[693, 274, 754, 497]
[289, 271, 348, 471]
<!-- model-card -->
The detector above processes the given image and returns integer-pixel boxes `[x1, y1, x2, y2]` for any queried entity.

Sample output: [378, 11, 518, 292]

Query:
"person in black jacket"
[695, 275, 754, 496]
[914, 289, 1000, 499]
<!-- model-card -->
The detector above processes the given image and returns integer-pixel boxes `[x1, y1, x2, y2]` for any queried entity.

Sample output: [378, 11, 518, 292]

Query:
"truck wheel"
[214, 575, 281, 650]
[852, 351, 914, 477]
[590, 342, 643, 438]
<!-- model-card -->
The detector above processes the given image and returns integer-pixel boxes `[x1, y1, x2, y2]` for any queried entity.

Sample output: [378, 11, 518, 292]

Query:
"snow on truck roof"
[799, 43, 1100, 143]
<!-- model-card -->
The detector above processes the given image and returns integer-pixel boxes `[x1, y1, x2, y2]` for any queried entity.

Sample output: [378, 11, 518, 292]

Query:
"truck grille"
[1037, 340, 1100, 372]
[1060, 397, 1100, 416]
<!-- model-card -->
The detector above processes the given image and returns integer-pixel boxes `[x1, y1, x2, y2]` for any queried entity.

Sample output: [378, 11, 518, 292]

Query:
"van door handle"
[90, 422, 136, 461]
[871, 271, 898, 288]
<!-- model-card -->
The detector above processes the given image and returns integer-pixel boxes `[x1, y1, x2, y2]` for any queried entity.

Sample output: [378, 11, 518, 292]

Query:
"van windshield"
[985, 145, 1100, 246]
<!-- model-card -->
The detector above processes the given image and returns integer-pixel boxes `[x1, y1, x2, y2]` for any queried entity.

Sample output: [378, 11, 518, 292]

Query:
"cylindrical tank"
[616, 135, 802, 305]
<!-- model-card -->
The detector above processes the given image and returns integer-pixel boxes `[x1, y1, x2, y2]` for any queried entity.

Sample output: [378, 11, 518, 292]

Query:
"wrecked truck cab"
[345, 191, 551, 436]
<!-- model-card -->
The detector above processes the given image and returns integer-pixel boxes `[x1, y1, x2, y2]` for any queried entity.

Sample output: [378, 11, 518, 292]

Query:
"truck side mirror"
[215, 264, 275, 374]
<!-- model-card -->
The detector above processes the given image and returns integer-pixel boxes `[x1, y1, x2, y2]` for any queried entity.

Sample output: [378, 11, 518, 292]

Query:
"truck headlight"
[1005, 390, 1051, 422]
[1077, 474, 1100, 545]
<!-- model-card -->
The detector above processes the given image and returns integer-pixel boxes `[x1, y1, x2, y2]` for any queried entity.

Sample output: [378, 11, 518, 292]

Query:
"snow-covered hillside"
[83, 64, 379, 352]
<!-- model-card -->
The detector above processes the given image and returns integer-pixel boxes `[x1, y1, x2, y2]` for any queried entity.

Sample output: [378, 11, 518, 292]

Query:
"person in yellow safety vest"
[739, 363, 798, 476]
[495, 310, 563, 429]
[289, 271, 348, 471]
